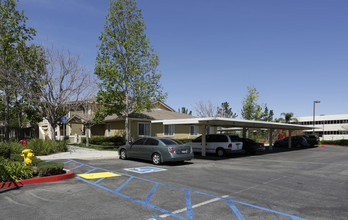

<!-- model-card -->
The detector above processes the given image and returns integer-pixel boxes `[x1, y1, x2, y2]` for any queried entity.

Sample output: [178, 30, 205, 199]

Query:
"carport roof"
[152, 117, 315, 130]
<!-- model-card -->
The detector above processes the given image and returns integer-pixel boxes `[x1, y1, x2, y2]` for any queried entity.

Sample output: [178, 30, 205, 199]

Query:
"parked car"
[240, 138, 265, 154]
[302, 134, 319, 147]
[188, 134, 243, 157]
[118, 137, 193, 165]
[274, 136, 310, 148]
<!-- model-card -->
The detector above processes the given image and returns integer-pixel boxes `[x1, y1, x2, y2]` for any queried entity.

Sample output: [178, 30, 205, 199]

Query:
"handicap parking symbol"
[124, 167, 167, 174]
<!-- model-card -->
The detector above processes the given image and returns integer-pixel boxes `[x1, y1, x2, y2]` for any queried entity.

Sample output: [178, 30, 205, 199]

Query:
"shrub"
[0, 146, 11, 158]
[36, 161, 65, 177]
[27, 139, 68, 155]
[321, 139, 348, 146]
[81, 136, 125, 146]
[0, 158, 33, 182]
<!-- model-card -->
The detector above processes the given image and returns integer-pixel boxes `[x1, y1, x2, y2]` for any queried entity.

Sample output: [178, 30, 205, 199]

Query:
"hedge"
[320, 139, 348, 146]
[81, 136, 125, 146]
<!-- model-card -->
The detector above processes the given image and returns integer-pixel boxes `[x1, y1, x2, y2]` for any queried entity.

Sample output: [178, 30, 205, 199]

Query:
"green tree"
[95, 0, 166, 143]
[217, 102, 237, 118]
[0, 0, 39, 141]
[241, 86, 263, 120]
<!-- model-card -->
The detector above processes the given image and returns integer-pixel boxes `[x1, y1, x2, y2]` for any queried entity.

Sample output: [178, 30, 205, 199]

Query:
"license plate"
[181, 150, 188, 153]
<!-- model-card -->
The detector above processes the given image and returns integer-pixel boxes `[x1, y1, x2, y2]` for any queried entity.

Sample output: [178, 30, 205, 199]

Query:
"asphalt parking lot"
[1, 146, 347, 220]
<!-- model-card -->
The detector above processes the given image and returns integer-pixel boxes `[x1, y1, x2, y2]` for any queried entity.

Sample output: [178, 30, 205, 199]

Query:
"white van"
[188, 134, 243, 157]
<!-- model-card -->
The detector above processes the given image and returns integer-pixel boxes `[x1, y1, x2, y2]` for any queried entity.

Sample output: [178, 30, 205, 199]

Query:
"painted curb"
[0, 170, 75, 189]
[319, 144, 348, 147]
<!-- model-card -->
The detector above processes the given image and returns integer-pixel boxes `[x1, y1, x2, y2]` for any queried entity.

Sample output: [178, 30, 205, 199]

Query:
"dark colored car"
[240, 138, 265, 154]
[119, 137, 194, 165]
[274, 136, 310, 148]
[302, 134, 319, 147]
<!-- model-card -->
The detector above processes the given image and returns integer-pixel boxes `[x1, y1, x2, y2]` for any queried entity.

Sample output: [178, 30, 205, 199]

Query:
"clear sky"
[17, 0, 348, 118]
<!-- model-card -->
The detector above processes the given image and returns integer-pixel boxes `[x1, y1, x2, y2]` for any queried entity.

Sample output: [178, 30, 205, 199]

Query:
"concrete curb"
[0, 170, 75, 189]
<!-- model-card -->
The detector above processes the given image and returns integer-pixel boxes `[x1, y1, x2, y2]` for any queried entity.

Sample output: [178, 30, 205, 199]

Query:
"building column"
[57, 125, 61, 140]
[242, 128, 247, 138]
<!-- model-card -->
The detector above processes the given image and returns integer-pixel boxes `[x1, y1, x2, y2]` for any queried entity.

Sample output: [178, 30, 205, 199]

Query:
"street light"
[313, 100, 320, 133]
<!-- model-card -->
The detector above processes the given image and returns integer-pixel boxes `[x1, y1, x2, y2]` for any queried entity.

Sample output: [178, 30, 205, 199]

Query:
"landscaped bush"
[0, 145, 11, 158]
[81, 136, 125, 146]
[36, 161, 65, 177]
[27, 139, 68, 155]
[0, 157, 33, 182]
[320, 139, 348, 146]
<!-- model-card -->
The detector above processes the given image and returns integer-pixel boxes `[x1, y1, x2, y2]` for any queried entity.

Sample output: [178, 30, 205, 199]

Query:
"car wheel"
[216, 148, 225, 157]
[152, 153, 162, 165]
[120, 149, 127, 160]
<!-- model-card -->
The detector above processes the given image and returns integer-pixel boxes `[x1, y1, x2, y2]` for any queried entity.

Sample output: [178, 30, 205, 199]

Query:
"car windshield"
[160, 138, 180, 145]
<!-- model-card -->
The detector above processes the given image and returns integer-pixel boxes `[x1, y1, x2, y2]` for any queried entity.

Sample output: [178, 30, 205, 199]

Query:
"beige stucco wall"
[106, 121, 125, 137]
[71, 123, 83, 135]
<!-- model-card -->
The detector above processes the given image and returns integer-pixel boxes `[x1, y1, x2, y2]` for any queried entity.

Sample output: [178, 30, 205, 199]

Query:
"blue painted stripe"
[70, 160, 306, 220]
[185, 190, 194, 220]
[45, 159, 57, 162]
[226, 199, 245, 220]
[83, 168, 97, 174]
[69, 164, 85, 170]
[144, 183, 159, 204]
[95, 177, 105, 184]
[225, 198, 308, 220]
[76, 176, 187, 220]
[63, 159, 73, 164]
[115, 176, 134, 192]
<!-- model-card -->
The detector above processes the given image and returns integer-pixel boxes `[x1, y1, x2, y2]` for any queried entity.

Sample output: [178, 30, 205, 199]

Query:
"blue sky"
[17, 0, 348, 118]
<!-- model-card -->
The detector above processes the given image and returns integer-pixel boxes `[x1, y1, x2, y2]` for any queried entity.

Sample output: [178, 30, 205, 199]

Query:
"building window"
[164, 125, 174, 136]
[138, 123, 151, 136]
[190, 125, 198, 136]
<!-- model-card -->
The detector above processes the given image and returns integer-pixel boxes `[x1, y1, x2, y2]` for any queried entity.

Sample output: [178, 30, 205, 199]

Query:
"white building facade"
[295, 114, 348, 140]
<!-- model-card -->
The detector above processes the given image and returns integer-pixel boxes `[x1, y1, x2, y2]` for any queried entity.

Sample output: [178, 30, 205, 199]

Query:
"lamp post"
[313, 100, 320, 133]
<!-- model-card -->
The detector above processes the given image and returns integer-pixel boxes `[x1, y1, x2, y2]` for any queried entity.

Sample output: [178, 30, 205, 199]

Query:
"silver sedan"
[118, 137, 194, 165]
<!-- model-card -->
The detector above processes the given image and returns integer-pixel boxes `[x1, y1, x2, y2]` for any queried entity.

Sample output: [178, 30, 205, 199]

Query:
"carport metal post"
[202, 125, 207, 156]
[269, 129, 273, 150]
[288, 130, 292, 148]
[243, 128, 247, 138]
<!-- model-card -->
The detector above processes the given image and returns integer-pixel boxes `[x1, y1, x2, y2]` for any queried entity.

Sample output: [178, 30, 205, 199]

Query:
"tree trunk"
[86, 125, 90, 147]
[50, 122, 56, 141]
[125, 91, 129, 144]
[4, 89, 10, 142]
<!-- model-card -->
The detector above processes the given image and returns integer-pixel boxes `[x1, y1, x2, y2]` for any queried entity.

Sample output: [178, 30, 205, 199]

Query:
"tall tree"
[193, 100, 218, 117]
[241, 86, 273, 121]
[95, 0, 166, 143]
[31, 47, 95, 141]
[0, 0, 38, 141]
[217, 102, 238, 118]
[241, 86, 262, 120]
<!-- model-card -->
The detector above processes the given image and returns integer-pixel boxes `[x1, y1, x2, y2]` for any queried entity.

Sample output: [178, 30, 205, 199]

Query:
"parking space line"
[65, 160, 307, 220]
[226, 199, 245, 220]
[184, 190, 193, 220]
[145, 183, 159, 204]
[115, 176, 134, 192]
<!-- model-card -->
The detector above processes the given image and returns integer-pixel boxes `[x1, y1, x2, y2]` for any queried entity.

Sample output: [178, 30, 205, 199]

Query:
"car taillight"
[228, 144, 232, 148]
[168, 147, 175, 154]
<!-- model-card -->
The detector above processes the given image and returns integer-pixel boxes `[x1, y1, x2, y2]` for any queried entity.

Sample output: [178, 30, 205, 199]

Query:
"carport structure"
[152, 117, 315, 156]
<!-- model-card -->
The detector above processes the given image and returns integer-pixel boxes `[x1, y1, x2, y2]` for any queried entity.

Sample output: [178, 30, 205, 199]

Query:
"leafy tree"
[241, 86, 274, 123]
[276, 112, 298, 124]
[217, 102, 237, 118]
[0, 0, 40, 141]
[94, 0, 166, 143]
